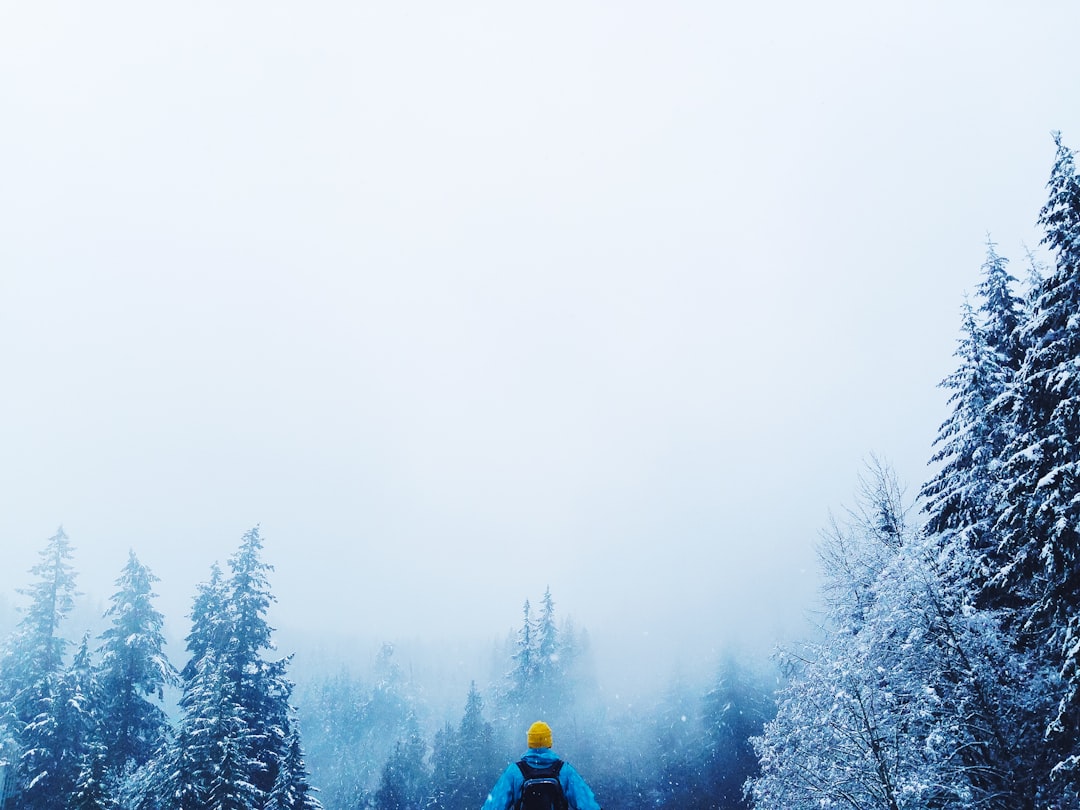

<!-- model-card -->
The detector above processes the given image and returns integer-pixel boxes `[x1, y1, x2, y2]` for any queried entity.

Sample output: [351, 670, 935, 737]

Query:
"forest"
[2, 133, 1080, 809]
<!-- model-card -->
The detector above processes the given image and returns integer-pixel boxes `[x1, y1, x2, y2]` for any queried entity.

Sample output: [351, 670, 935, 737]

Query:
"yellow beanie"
[527, 721, 553, 749]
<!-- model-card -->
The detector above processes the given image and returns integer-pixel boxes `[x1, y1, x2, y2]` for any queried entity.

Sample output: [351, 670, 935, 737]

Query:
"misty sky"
[3, 2, 1080, 693]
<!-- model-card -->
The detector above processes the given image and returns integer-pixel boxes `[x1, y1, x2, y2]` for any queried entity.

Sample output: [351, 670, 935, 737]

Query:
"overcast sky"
[2, 2, 1079, 694]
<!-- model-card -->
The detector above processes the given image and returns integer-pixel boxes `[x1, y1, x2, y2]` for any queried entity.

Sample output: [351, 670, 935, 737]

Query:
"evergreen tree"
[428, 721, 459, 810]
[509, 600, 535, 707]
[0, 527, 81, 804]
[156, 526, 309, 809]
[266, 727, 323, 810]
[920, 240, 1026, 587]
[373, 719, 429, 810]
[921, 298, 1005, 538]
[181, 562, 228, 685]
[425, 682, 502, 810]
[533, 588, 562, 717]
[293, 669, 371, 810]
[72, 740, 118, 810]
[224, 526, 294, 798]
[701, 655, 774, 810]
[535, 588, 559, 683]
[991, 132, 1080, 799]
[976, 239, 1026, 372]
[457, 681, 498, 809]
[96, 551, 177, 775]
[0, 528, 79, 714]
[20, 635, 105, 810]
[649, 673, 707, 810]
[164, 644, 258, 810]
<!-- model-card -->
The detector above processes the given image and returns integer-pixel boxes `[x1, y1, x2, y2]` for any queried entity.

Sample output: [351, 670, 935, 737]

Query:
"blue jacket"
[482, 748, 601, 810]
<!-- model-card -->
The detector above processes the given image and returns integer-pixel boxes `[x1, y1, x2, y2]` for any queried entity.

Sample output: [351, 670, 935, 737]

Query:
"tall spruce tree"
[458, 682, 497, 800]
[991, 132, 1080, 800]
[155, 527, 306, 809]
[19, 635, 106, 810]
[373, 718, 429, 810]
[266, 727, 323, 810]
[921, 242, 1026, 581]
[977, 239, 1027, 373]
[423, 683, 499, 810]
[96, 551, 177, 776]
[510, 599, 535, 702]
[701, 654, 774, 810]
[224, 526, 295, 798]
[0, 527, 81, 803]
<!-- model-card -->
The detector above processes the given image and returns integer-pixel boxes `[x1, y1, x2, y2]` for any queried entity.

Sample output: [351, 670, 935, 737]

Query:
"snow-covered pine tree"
[150, 557, 231, 808]
[224, 526, 295, 799]
[455, 682, 499, 810]
[649, 672, 708, 810]
[19, 635, 106, 810]
[266, 727, 323, 810]
[160, 644, 257, 810]
[96, 550, 177, 776]
[200, 651, 261, 810]
[700, 654, 774, 810]
[427, 681, 500, 810]
[151, 527, 308, 809]
[977, 239, 1027, 373]
[920, 242, 1026, 587]
[921, 298, 1006, 537]
[0, 527, 81, 803]
[509, 599, 535, 706]
[990, 132, 1080, 801]
[532, 587, 562, 718]
[373, 718, 429, 810]
[0, 528, 79, 712]
[535, 588, 558, 683]
[427, 720, 459, 810]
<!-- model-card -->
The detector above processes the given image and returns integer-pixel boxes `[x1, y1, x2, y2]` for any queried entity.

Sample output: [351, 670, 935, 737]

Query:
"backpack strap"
[517, 759, 564, 779]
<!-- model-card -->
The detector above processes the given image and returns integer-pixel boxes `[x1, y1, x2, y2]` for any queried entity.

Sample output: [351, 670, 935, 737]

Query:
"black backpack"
[516, 759, 568, 810]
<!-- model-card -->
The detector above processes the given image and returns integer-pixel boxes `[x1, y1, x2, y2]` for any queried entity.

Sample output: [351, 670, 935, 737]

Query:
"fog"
[2, 2, 1080, 701]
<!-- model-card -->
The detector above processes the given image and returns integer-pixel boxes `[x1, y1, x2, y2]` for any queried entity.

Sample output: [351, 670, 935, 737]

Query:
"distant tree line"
[295, 587, 775, 810]
[748, 133, 1080, 809]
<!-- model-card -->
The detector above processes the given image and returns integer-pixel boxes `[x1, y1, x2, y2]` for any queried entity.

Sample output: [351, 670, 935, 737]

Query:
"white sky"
[2, 1, 1079, 693]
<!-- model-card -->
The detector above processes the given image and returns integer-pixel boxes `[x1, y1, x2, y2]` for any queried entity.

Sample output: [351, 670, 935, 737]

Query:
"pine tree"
[20, 635, 106, 810]
[533, 588, 561, 716]
[920, 241, 1026, 583]
[976, 239, 1027, 372]
[96, 550, 177, 775]
[510, 599, 535, 704]
[535, 588, 558, 681]
[0, 528, 79, 710]
[224, 526, 295, 798]
[165, 644, 258, 810]
[990, 132, 1080, 798]
[649, 673, 707, 810]
[373, 719, 429, 810]
[427, 721, 459, 810]
[0, 527, 81, 803]
[266, 727, 323, 810]
[456, 682, 498, 810]
[157, 526, 309, 809]
[701, 654, 774, 810]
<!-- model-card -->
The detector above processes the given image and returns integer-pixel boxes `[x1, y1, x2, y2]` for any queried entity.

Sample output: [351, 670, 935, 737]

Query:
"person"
[481, 721, 601, 810]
